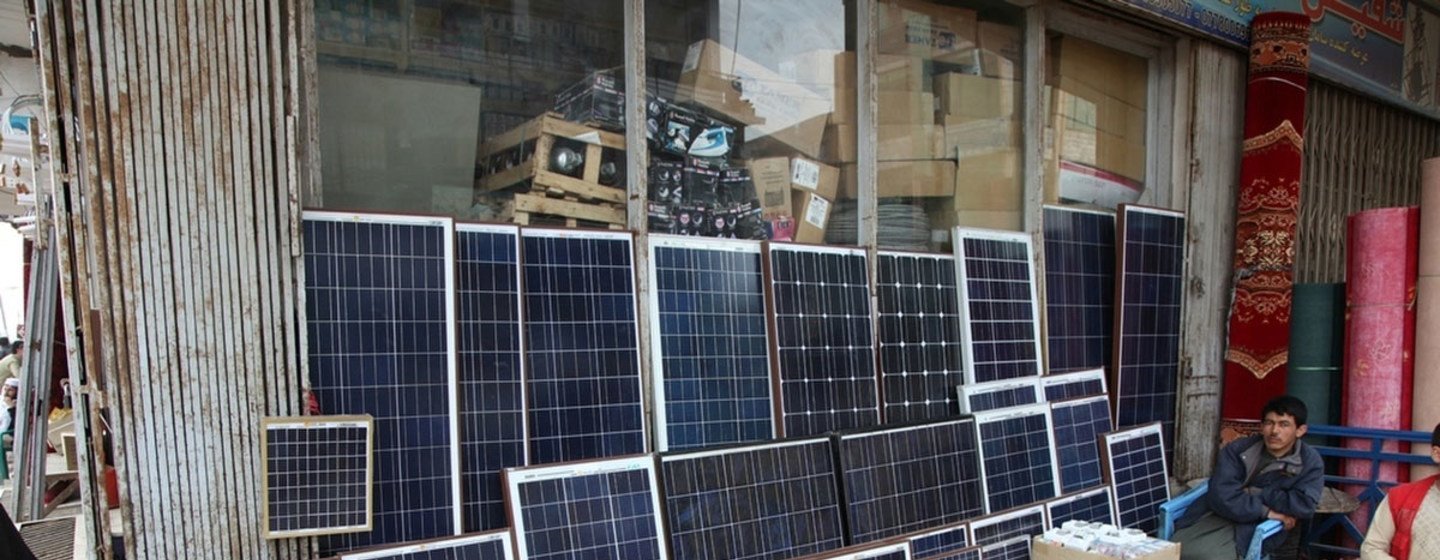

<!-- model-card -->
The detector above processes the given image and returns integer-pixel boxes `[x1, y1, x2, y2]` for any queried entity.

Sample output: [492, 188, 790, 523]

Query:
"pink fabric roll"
[1343, 207, 1419, 519]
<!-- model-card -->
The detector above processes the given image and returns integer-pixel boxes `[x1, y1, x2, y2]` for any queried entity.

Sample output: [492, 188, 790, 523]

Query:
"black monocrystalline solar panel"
[954, 229, 1044, 384]
[835, 419, 986, 544]
[1042, 206, 1116, 374]
[660, 438, 843, 560]
[522, 229, 646, 464]
[767, 244, 880, 437]
[338, 530, 515, 560]
[876, 251, 965, 424]
[974, 405, 1060, 513]
[797, 542, 912, 560]
[915, 545, 981, 560]
[1040, 369, 1108, 402]
[1049, 396, 1112, 494]
[1045, 487, 1116, 528]
[906, 523, 969, 558]
[959, 379, 1043, 414]
[1113, 205, 1186, 458]
[455, 224, 526, 532]
[981, 536, 1031, 560]
[1103, 424, 1171, 535]
[968, 505, 1046, 547]
[649, 236, 775, 452]
[262, 416, 372, 538]
[303, 212, 460, 553]
[505, 456, 667, 560]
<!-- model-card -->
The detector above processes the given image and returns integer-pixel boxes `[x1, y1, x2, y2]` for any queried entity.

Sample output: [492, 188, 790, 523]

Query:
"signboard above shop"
[1101, 0, 1440, 120]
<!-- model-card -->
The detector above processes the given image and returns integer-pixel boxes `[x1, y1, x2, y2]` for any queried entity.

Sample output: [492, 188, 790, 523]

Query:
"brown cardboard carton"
[822, 124, 857, 163]
[741, 113, 831, 159]
[1032, 539, 1179, 560]
[954, 148, 1022, 211]
[879, 91, 937, 125]
[749, 156, 840, 201]
[942, 115, 1019, 156]
[1054, 111, 1146, 181]
[1053, 79, 1146, 143]
[976, 21, 1021, 79]
[752, 159, 793, 218]
[791, 190, 832, 244]
[955, 209, 1023, 230]
[832, 52, 857, 124]
[840, 160, 958, 198]
[1053, 36, 1148, 108]
[880, 125, 944, 160]
[678, 40, 830, 156]
[878, 0, 978, 63]
[935, 73, 1017, 120]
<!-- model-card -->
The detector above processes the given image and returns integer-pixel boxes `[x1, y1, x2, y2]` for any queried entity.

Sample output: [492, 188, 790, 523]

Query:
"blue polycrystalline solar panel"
[262, 416, 372, 538]
[876, 251, 965, 424]
[1114, 206, 1186, 458]
[1045, 487, 1116, 528]
[522, 229, 646, 463]
[505, 456, 667, 560]
[767, 244, 880, 437]
[914, 545, 981, 560]
[797, 542, 912, 560]
[649, 236, 775, 452]
[836, 419, 986, 544]
[906, 523, 969, 558]
[1042, 206, 1116, 374]
[455, 224, 527, 532]
[660, 438, 843, 560]
[1040, 369, 1108, 402]
[968, 505, 1046, 547]
[1049, 396, 1112, 493]
[981, 537, 1031, 560]
[953, 229, 1044, 384]
[303, 212, 460, 554]
[1103, 424, 1170, 535]
[974, 405, 1060, 513]
[339, 530, 515, 560]
[959, 379, 1043, 414]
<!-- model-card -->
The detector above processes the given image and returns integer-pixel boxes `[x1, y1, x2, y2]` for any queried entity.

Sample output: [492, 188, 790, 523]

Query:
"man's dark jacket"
[1204, 434, 1325, 558]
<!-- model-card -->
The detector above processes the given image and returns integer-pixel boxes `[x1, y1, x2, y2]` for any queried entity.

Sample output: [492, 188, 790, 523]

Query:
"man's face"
[1431, 445, 1439, 465]
[3, 386, 14, 399]
[1262, 412, 1306, 455]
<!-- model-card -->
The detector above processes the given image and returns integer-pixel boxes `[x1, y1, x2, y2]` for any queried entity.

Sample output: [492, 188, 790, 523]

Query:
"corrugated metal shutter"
[1296, 81, 1440, 283]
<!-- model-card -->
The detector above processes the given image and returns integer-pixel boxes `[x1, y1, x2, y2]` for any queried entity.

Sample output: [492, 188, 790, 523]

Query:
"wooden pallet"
[475, 112, 627, 204]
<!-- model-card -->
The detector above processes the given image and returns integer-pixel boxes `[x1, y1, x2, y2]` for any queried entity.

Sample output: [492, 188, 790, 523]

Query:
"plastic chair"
[1158, 480, 1284, 560]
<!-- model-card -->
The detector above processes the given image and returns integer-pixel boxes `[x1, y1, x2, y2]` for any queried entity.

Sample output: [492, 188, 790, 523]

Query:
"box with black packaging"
[681, 157, 722, 206]
[718, 168, 757, 205]
[554, 67, 669, 145]
[648, 157, 685, 205]
[657, 104, 737, 160]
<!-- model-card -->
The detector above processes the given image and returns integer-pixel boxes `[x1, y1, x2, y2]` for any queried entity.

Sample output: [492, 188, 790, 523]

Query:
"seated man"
[1360, 422, 1440, 559]
[1175, 395, 1325, 559]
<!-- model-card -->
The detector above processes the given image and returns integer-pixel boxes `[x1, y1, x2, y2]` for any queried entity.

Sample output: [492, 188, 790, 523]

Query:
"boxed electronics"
[877, 0, 978, 64]
[678, 39, 830, 158]
[935, 73, 1017, 120]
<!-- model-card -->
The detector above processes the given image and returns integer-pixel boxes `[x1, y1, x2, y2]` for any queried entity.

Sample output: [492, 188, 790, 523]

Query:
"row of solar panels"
[268, 406, 1170, 560]
[299, 204, 1186, 555]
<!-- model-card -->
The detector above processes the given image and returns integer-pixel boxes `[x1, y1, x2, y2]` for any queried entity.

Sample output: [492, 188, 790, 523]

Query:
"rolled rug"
[1286, 283, 1344, 445]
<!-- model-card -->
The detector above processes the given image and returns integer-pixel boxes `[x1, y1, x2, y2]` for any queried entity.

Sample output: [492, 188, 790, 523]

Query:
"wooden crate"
[476, 112, 628, 209]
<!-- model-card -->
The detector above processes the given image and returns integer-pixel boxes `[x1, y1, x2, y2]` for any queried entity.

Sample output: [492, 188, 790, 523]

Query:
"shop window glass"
[1044, 34, 1149, 210]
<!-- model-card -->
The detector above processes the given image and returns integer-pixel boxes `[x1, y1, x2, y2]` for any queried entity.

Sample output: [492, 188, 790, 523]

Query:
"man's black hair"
[9, 341, 20, 353]
[1261, 395, 1309, 426]
[1432, 423, 1439, 448]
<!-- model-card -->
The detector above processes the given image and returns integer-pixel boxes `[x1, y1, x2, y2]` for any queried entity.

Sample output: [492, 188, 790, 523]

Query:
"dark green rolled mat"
[1287, 283, 1345, 442]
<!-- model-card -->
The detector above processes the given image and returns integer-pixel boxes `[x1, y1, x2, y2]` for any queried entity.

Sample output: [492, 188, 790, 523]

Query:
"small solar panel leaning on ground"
[1044, 486, 1117, 528]
[337, 529, 514, 560]
[303, 211, 462, 553]
[1049, 395, 1113, 493]
[1113, 205, 1186, 458]
[521, 228, 647, 464]
[454, 223, 527, 532]
[793, 541, 912, 560]
[903, 522, 970, 559]
[1041, 206, 1117, 374]
[834, 419, 986, 544]
[1039, 369, 1108, 402]
[1101, 423, 1171, 535]
[260, 415, 373, 538]
[765, 243, 881, 437]
[504, 455, 668, 560]
[659, 437, 844, 560]
[875, 251, 966, 424]
[648, 235, 776, 452]
[980, 536, 1032, 560]
[968, 504, 1046, 548]
[973, 405, 1061, 513]
[958, 378, 1044, 414]
[952, 228, 1045, 384]
[913, 545, 981, 560]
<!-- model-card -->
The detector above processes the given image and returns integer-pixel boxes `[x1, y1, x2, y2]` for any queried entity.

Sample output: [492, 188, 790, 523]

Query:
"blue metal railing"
[1299, 424, 1433, 557]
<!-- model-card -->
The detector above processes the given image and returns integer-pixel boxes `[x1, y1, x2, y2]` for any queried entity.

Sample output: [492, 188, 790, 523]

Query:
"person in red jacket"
[1361, 423, 1440, 559]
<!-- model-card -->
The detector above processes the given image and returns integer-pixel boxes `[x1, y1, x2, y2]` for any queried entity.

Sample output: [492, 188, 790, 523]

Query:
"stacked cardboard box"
[749, 157, 840, 244]
[1045, 36, 1149, 208]
[930, 70, 1023, 231]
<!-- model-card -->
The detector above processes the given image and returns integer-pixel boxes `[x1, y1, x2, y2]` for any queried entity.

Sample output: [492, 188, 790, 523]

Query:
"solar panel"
[455, 223, 527, 532]
[522, 229, 646, 463]
[648, 235, 776, 452]
[959, 378, 1044, 414]
[767, 244, 880, 437]
[1102, 424, 1170, 535]
[1044, 486, 1116, 528]
[505, 455, 667, 560]
[913, 545, 981, 560]
[1048, 396, 1112, 493]
[973, 405, 1060, 513]
[660, 438, 844, 560]
[261, 416, 373, 538]
[835, 419, 986, 544]
[1039, 369, 1107, 402]
[1113, 205, 1186, 458]
[795, 541, 913, 560]
[968, 504, 1046, 547]
[904, 523, 969, 558]
[303, 212, 461, 553]
[339, 530, 515, 560]
[876, 251, 965, 424]
[980, 536, 1031, 560]
[953, 228, 1044, 384]
[1041, 206, 1116, 374]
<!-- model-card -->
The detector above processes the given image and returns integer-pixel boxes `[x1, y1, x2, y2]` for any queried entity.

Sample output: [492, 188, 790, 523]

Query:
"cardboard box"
[840, 160, 958, 198]
[1053, 79, 1146, 143]
[879, 91, 937, 125]
[942, 115, 1019, 156]
[792, 191, 833, 244]
[956, 209, 1023, 230]
[822, 124, 856, 163]
[878, 0, 978, 63]
[1033, 538, 1179, 560]
[740, 113, 830, 159]
[678, 40, 831, 156]
[822, 124, 945, 162]
[1053, 35, 1148, 108]
[935, 73, 1017, 120]
[749, 156, 840, 201]
[955, 148, 1022, 211]
[1054, 111, 1146, 181]
[975, 22, 1021, 79]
